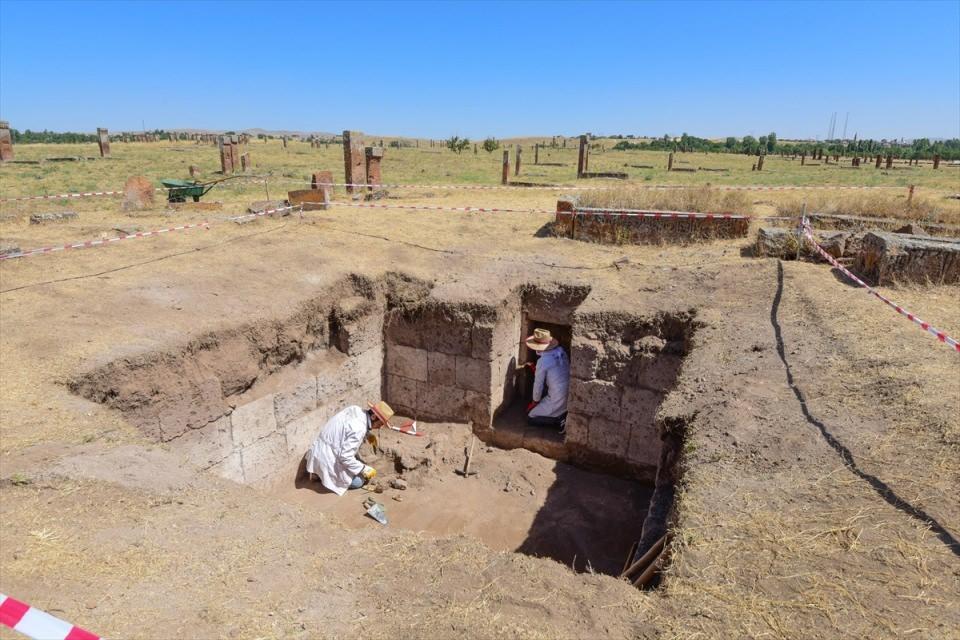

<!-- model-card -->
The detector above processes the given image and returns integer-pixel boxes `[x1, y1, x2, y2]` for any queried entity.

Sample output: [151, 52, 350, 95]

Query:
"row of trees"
[613, 132, 960, 160]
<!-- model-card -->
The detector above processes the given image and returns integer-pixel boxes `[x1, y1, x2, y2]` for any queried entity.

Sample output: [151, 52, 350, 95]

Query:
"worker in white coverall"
[305, 401, 395, 495]
[524, 328, 570, 433]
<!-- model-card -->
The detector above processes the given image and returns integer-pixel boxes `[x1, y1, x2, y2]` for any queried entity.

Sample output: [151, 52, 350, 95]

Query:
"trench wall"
[69, 276, 409, 487]
[383, 300, 521, 430]
[563, 311, 694, 481]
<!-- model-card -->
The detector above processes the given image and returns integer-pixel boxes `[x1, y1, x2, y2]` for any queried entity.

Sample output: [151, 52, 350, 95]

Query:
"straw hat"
[367, 401, 395, 429]
[525, 328, 559, 352]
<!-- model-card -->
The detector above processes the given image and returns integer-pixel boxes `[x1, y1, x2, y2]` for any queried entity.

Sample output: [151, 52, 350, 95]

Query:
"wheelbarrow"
[161, 178, 218, 203]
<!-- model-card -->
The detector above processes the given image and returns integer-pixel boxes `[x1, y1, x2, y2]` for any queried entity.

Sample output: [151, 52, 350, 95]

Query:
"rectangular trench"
[69, 275, 695, 581]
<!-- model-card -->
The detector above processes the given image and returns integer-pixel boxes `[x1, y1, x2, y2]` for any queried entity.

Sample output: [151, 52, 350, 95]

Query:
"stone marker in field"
[219, 136, 234, 174]
[288, 189, 330, 211]
[0, 121, 13, 162]
[933, 154, 941, 170]
[365, 147, 384, 190]
[342, 130, 366, 194]
[515, 144, 522, 176]
[241, 153, 249, 172]
[534, 143, 539, 165]
[501, 149, 510, 185]
[230, 135, 241, 172]
[886, 154, 893, 169]
[121, 175, 155, 211]
[97, 127, 111, 158]
[756, 155, 764, 171]
[311, 171, 334, 206]
[667, 152, 674, 171]
[577, 135, 589, 178]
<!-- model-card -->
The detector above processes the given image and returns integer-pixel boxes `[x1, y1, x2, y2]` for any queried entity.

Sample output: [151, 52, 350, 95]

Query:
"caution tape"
[574, 207, 746, 219]
[801, 221, 959, 352]
[0, 190, 126, 203]
[0, 205, 298, 261]
[327, 201, 743, 218]
[0, 593, 102, 640]
[1, 180, 904, 203]
[302, 180, 902, 192]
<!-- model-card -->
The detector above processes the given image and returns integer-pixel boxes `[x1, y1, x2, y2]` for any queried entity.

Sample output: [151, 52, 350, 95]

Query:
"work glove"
[361, 466, 377, 481]
[526, 401, 539, 414]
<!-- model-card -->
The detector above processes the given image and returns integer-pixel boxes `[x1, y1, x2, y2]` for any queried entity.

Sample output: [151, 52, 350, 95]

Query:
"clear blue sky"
[1, 0, 958, 140]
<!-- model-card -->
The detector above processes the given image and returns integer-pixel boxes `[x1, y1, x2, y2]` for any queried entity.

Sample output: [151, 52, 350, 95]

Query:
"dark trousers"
[527, 412, 566, 429]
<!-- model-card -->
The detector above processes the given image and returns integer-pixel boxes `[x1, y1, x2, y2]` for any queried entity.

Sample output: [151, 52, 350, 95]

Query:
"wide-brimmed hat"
[525, 328, 558, 352]
[367, 401, 395, 428]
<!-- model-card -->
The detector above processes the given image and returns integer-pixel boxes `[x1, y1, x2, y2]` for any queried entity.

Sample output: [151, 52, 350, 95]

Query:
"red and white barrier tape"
[327, 201, 742, 219]
[0, 180, 905, 203]
[574, 207, 746, 219]
[329, 201, 557, 214]
[303, 180, 902, 192]
[0, 593, 102, 640]
[0, 205, 298, 261]
[0, 190, 126, 203]
[801, 221, 959, 352]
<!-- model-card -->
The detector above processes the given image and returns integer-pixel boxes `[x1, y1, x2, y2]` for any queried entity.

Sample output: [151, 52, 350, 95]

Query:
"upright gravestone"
[577, 135, 589, 178]
[311, 171, 334, 208]
[365, 147, 384, 190]
[230, 135, 241, 171]
[97, 127, 111, 158]
[219, 136, 234, 174]
[342, 130, 367, 193]
[0, 121, 12, 162]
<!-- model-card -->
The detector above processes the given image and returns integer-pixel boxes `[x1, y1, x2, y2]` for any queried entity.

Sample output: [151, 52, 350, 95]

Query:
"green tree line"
[613, 133, 960, 160]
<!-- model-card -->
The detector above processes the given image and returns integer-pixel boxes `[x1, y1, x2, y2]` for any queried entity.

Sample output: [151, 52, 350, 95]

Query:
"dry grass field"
[0, 138, 958, 640]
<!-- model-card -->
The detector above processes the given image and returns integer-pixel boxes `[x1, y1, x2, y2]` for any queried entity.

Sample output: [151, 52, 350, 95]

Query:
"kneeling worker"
[524, 328, 570, 432]
[305, 400, 395, 495]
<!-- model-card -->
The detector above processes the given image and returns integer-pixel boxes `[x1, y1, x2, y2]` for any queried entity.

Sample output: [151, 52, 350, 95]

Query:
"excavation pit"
[68, 275, 693, 581]
[278, 420, 654, 576]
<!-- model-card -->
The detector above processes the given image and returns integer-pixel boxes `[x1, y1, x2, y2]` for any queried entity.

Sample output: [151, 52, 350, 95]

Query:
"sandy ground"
[273, 420, 654, 577]
[0, 181, 958, 639]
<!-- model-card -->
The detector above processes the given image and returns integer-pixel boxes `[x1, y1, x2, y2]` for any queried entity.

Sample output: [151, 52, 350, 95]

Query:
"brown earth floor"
[1, 199, 958, 639]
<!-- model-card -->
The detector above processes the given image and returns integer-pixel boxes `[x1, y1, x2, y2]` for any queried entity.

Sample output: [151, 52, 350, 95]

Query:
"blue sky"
[1, 0, 958, 139]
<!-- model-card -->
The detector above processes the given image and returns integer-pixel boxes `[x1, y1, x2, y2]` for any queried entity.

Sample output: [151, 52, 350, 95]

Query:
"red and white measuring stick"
[0, 593, 102, 640]
[0, 205, 299, 261]
[801, 221, 959, 352]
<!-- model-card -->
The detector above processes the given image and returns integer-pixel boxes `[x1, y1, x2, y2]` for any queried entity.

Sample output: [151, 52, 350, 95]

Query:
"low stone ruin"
[855, 232, 960, 285]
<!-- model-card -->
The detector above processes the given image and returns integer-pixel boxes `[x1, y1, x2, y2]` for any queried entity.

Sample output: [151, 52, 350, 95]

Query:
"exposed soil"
[0, 191, 957, 639]
[275, 420, 654, 576]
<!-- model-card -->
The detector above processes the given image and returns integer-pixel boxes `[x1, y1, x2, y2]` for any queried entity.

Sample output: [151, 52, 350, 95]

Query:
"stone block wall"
[564, 311, 695, 481]
[168, 297, 385, 487]
[556, 198, 749, 245]
[383, 301, 520, 430]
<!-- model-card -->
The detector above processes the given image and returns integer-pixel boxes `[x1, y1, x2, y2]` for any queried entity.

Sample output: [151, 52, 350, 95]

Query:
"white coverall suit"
[305, 405, 371, 496]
